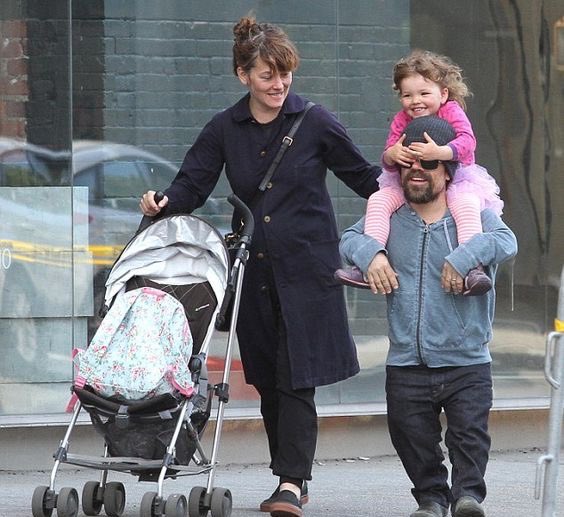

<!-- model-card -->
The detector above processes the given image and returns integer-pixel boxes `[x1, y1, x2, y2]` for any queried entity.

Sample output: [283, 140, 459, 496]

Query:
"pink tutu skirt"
[447, 163, 504, 216]
[377, 168, 402, 190]
[377, 164, 504, 216]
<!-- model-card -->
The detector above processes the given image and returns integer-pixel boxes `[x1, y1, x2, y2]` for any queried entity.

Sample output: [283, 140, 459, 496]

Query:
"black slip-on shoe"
[268, 489, 302, 517]
[260, 482, 308, 512]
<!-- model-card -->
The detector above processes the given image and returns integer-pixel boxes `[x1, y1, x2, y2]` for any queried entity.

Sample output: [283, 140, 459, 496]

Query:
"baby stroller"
[32, 194, 254, 517]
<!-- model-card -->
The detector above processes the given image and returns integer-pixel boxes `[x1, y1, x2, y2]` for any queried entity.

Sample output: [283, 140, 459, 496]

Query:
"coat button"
[260, 150, 267, 157]
[257, 252, 265, 259]
[263, 215, 271, 223]
[260, 284, 268, 292]
[266, 182, 273, 189]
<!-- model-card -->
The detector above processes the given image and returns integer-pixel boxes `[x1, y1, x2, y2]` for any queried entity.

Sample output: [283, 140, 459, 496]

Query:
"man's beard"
[402, 172, 442, 204]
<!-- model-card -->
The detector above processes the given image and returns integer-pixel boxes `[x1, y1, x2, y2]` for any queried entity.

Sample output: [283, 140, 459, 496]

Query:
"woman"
[140, 15, 380, 517]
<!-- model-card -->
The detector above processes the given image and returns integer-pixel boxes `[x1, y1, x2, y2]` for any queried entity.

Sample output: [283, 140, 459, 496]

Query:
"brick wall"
[0, 19, 28, 138]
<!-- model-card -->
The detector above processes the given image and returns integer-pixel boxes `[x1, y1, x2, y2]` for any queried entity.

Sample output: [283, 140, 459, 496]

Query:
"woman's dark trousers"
[255, 319, 317, 482]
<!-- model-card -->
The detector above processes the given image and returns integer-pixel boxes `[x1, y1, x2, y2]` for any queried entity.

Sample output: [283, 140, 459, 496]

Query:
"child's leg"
[447, 191, 492, 296]
[364, 187, 406, 244]
[447, 192, 482, 244]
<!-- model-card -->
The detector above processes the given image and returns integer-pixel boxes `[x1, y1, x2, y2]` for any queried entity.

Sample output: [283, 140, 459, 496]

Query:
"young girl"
[363, 49, 503, 295]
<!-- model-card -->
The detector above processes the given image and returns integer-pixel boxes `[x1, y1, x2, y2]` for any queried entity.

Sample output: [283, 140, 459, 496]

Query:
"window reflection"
[0, 1, 561, 419]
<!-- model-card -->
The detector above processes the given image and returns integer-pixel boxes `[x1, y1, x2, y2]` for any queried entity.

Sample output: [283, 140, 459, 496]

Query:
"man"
[339, 116, 517, 517]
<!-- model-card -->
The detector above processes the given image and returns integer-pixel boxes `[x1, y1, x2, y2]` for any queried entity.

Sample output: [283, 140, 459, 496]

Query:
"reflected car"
[0, 137, 230, 256]
[0, 138, 180, 336]
[0, 137, 179, 246]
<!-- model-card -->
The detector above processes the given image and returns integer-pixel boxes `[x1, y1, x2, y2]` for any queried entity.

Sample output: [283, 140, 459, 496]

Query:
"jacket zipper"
[415, 224, 430, 364]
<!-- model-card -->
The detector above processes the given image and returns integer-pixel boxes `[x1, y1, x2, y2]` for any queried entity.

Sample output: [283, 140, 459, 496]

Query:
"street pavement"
[1, 447, 562, 516]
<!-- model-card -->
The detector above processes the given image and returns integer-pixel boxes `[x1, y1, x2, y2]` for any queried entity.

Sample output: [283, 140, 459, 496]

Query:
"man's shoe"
[409, 501, 449, 517]
[463, 266, 492, 296]
[334, 266, 370, 289]
[452, 496, 485, 517]
[267, 489, 302, 517]
[260, 482, 308, 512]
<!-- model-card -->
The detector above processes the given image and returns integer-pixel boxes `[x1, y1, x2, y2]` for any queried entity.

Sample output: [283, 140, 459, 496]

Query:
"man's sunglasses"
[407, 159, 441, 171]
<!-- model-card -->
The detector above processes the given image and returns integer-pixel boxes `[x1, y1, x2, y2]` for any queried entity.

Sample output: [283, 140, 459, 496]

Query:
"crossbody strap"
[258, 101, 315, 191]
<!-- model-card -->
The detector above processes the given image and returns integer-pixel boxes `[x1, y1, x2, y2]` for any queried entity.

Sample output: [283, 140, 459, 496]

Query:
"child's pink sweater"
[385, 100, 476, 165]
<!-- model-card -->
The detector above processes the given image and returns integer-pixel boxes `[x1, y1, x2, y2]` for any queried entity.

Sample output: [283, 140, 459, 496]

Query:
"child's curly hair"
[392, 49, 472, 110]
[232, 16, 299, 75]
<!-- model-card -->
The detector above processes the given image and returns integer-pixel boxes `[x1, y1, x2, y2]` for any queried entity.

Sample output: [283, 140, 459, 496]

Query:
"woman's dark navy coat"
[164, 92, 380, 389]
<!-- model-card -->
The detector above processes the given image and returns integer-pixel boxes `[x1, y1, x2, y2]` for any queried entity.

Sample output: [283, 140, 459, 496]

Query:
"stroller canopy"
[104, 214, 229, 309]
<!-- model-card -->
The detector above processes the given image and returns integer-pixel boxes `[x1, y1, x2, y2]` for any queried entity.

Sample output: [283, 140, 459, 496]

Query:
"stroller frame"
[32, 195, 254, 517]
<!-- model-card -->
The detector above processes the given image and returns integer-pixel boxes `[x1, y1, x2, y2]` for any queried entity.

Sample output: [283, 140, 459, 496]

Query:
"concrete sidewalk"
[2, 448, 562, 517]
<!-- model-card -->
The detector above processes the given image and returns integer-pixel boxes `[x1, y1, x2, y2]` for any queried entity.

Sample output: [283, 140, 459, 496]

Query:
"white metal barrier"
[535, 266, 564, 516]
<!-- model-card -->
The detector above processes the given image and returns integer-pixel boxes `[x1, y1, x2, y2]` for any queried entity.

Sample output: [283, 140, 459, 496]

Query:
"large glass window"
[0, 0, 561, 422]
[0, 1, 79, 417]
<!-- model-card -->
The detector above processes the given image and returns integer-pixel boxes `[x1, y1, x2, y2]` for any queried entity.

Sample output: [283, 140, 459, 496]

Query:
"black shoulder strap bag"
[226, 101, 315, 244]
[257, 100, 315, 192]
[217, 102, 315, 331]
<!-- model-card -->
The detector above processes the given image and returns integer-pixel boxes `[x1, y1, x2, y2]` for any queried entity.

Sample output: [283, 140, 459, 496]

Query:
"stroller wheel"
[56, 487, 79, 517]
[82, 481, 103, 515]
[103, 482, 126, 517]
[31, 485, 54, 517]
[140, 491, 159, 517]
[210, 488, 232, 517]
[188, 486, 208, 517]
[165, 493, 188, 517]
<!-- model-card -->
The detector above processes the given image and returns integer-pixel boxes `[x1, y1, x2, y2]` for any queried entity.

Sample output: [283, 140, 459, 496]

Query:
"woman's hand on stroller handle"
[140, 190, 168, 217]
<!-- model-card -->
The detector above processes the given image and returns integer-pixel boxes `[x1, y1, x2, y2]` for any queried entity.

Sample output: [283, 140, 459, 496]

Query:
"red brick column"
[0, 19, 28, 138]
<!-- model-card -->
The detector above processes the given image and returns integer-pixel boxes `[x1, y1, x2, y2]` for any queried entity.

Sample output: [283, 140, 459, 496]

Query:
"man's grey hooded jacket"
[339, 205, 518, 367]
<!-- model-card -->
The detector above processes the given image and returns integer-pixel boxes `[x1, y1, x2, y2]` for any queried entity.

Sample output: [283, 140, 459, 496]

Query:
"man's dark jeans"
[386, 363, 493, 508]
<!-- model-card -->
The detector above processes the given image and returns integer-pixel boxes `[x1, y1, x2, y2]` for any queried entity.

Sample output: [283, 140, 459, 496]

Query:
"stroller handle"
[154, 190, 165, 204]
[228, 193, 254, 242]
[215, 194, 254, 332]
